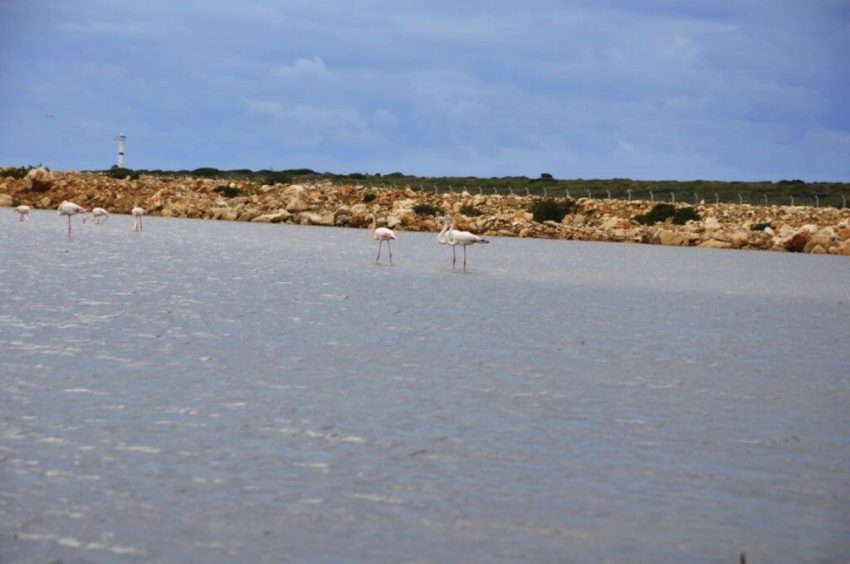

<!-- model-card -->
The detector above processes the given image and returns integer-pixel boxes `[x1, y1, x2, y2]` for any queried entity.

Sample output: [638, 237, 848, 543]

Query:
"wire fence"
[344, 182, 848, 209]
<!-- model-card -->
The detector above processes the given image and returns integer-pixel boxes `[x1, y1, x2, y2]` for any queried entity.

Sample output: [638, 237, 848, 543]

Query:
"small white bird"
[445, 215, 489, 271]
[367, 213, 396, 265]
[57, 201, 87, 239]
[14, 205, 30, 222]
[131, 206, 145, 231]
[83, 207, 110, 224]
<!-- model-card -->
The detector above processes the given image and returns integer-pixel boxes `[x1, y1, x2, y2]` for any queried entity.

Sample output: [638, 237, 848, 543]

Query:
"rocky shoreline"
[3, 168, 849, 255]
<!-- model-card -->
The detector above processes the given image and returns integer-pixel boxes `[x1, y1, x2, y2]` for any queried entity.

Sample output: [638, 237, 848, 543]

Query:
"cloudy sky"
[1, 1, 848, 180]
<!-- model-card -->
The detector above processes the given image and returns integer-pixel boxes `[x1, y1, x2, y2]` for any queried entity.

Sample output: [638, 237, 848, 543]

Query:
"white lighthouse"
[115, 134, 126, 168]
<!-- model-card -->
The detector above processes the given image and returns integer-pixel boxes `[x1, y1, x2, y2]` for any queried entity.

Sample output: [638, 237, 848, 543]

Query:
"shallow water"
[1, 210, 849, 562]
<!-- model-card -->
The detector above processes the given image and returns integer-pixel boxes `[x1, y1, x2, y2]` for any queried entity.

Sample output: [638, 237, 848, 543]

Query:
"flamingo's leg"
[463, 246, 468, 271]
[67, 216, 72, 239]
[387, 240, 393, 265]
[376, 240, 383, 263]
[452, 246, 456, 268]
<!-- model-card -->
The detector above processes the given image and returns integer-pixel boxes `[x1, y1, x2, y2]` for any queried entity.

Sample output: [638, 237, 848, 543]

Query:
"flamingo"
[446, 215, 489, 271]
[367, 213, 395, 265]
[437, 214, 459, 266]
[57, 201, 87, 238]
[14, 205, 30, 222]
[83, 207, 110, 224]
[132, 206, 145, 231]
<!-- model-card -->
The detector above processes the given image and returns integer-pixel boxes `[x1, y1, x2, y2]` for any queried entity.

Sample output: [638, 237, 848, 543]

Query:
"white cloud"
[276, 56, 329, 80]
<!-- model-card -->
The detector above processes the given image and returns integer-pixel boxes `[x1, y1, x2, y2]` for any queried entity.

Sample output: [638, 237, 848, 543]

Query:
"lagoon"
[1, 210, 849, 562]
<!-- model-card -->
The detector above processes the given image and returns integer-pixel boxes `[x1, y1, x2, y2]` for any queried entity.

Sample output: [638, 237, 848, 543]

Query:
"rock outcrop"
[2, 171, 849, 255]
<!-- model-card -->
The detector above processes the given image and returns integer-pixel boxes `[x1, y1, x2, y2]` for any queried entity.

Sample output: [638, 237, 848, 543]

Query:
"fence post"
[566, 189, 570, 198]
[627, 189, 632, 202]
[543, 187, 548, 198]
[670, 192, 675, 204]
[649, 190, 654, 202]
[606, 190, 611, 200]
[492, 187, 498, 195]
[433, 185, 438, 195]
[763, 194, 768, 206]
[738, 193, 743, 205]
[586, 189, 592, 199]
[842, 195, 847, 209]
[694, 192, 698, 204]
[715, 193, 719, 205]
[509, 186, 514, 195]
[525, 187, 530, 196]
[815, 194, 819, 207]
[790, 195, 794, 206]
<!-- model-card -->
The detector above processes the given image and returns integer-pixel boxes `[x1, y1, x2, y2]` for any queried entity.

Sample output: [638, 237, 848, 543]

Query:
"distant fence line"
[343, 182, 848, 209]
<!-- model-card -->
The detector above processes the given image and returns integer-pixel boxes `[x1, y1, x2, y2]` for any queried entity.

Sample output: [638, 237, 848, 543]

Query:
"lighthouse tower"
[115, 134, 126, 168]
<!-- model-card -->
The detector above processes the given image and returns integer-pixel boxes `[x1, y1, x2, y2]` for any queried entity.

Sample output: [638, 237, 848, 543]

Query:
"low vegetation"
[413, 203, 439, 216]
[213, 185, 242, 198]
[531, 199, 574, 223]
[633, 204, 701, 225]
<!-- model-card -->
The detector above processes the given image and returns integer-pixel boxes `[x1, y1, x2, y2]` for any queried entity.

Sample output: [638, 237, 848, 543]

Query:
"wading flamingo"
[83, 207, 110, 224]
[437, 214, 459, 266]
[367, 213, 395, 265]
[446, 215, 489, 271]
[132, 206, 145, 231]
[14, 205, 30, 222]
[58, 201, 87, 239]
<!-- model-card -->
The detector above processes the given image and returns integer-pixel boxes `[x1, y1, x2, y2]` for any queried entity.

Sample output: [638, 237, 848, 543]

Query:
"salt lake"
[1, 209, 849, 562]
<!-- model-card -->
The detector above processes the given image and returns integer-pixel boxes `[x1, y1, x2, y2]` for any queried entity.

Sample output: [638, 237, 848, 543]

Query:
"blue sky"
[1, 0, 848, 180]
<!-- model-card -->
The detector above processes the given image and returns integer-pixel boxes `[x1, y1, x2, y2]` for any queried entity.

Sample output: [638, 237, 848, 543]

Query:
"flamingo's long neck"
[437, 218, 449, 243]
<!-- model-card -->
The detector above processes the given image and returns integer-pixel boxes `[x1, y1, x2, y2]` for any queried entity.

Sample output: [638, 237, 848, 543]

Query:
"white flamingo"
[446, 215, 489, 271]
[367, 213, 396, 265]
[131, 206, 145, 231]
[83, 207, 110, 224]
[437, 214, 459, 265]
[14, 205, 30, 222]
[57, 201, 87, 238]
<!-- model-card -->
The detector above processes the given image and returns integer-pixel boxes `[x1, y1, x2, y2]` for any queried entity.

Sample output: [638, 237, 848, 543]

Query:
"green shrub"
[105, 167, 140, 180]
[191, 167, 222, 178]
[460, 205, 482, 217]
[413, 203, 438, 216]
[362, 192, 377, 203]
[531, 199, 573, 223]
[213, 185, 242, 198]
[0, 166, 31, 179]
[671, 206, 701, 225]
[634, 203, 675, 225]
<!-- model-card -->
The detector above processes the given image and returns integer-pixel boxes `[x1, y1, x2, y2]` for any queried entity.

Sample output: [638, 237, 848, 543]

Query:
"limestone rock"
[698, 239, 733, 249]
[657, 229, 688, 246]
[25, 167, 54, 192]
[0, 193, 12, 206]
[251, 210, 291, 223]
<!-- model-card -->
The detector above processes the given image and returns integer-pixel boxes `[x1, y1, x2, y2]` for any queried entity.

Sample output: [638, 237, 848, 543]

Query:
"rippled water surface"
[2, 210, 849, 562]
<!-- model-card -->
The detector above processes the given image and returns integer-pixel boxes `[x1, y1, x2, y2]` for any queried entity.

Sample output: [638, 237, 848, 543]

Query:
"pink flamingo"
[132, 206, 145, 231]
[367, 213, 395, 265]
[57, 201, 88, 239]
[83, 207, 110, 224]
[446, 215, 489, 271]
[14, 205, 30, 222]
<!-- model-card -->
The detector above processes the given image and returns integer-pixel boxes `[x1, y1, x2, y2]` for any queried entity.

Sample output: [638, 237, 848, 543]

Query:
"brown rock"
[657, 229, 688, 246]
[698, 239, 733, 249]
[785, 231, 811, 252]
